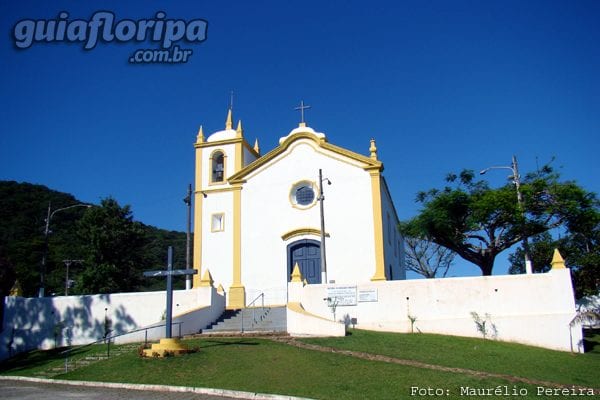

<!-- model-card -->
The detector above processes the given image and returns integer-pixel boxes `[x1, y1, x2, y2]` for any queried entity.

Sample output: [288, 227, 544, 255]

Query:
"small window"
[290, 181, 317, 208]
[211, 213, 224, 232]
[211, 151, 225, 183]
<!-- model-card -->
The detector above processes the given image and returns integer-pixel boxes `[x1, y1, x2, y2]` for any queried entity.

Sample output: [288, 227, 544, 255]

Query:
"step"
[202, 306, 287, 334]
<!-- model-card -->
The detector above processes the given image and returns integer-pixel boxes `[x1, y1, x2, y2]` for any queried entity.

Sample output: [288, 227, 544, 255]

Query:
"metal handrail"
[241, 293, 265, 333]
[59, 321, 182, 372]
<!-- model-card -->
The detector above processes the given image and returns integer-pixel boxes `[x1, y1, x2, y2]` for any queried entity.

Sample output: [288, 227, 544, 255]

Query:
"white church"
[192, 107, 406, 309]
[1, 106, 583, 359]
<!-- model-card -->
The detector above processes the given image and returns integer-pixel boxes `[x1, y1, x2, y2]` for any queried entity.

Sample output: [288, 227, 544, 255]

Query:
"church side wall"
[294, 268, 581, 352]
[380, 177, 405, 280]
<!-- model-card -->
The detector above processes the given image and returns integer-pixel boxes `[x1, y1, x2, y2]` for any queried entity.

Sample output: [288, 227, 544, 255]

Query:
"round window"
[290, 181, 316, 207]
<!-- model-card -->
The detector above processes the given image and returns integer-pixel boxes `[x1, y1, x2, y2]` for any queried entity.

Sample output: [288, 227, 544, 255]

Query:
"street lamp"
[480, 155, 533, 274]
[318, 169, 332, 284]
[39, 202, 92, 297]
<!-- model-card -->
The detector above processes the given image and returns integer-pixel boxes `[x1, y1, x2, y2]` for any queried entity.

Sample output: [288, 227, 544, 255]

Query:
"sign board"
[358, 289, 378, 302]
[326, 285, 357, 306]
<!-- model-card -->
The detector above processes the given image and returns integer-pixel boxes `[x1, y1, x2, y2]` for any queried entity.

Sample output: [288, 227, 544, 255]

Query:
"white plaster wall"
[294, 269, 582, 352]
[380, 178, 405, 280]
[201, 191, 234, 290]
[1, 287, 222, 360]
[240, 139, 378, 305]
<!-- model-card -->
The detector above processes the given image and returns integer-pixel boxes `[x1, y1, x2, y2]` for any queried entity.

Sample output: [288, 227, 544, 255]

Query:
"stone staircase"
[200, 306, 287, 334]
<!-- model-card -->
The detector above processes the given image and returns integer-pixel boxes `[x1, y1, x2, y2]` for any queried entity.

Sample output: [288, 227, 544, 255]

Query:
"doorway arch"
[287, 239, 321, 284]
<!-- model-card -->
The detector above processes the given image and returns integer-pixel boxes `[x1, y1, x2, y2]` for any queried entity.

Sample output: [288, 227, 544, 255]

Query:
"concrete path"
[0, 377, 314, 400]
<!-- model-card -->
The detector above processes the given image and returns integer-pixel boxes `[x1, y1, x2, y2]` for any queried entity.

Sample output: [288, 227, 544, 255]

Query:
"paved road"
[0, 379, 245, 400]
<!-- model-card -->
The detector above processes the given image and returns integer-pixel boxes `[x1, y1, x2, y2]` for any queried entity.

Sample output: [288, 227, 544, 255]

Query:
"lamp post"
[480, 155, 532, 274]
[318, 169, 332, 284]
[39, 202, 92, 297]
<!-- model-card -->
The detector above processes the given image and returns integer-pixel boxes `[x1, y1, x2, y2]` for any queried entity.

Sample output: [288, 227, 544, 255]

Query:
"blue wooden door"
[289, 240, 321, 284]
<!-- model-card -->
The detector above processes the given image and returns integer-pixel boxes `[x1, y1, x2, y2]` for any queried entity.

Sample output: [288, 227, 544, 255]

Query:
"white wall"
[291, 268, 582, 352]
[1, 287, 224, 361]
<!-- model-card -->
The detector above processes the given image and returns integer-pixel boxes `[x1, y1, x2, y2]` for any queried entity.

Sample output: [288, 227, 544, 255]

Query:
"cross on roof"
[294, 100, 311, 124]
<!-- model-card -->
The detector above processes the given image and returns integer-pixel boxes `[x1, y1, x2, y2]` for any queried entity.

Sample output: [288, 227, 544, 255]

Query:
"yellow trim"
[208, 148, 227, 185]
[228, 185, 245, 308]
[370, 170, 386, 281]
[225, 108, 233, 130]
[193, 146, 203, 288]
[291, 263, 303, 282]
[203, 187, 238, 194]
[289, 179, 318, 210]
[195, 138, 259, 159]
[210, 213, 225, 232]
[551, 249, 566, 269]
[199, 269, 214, 287]
[229, 131, 382, 184]
[235, 138, 243, 172]
[287, 302, 336, 322]
[281, 227, 329, 241]
[196, 125, 204, 143]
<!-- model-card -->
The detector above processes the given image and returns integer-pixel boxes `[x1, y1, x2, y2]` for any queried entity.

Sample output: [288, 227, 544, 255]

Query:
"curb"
[0, 375, 315, 400]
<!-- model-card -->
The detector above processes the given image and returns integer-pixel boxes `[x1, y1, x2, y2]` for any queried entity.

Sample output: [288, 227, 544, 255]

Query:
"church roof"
[229, 124, 382, 184]
[206, 128, 237, 142]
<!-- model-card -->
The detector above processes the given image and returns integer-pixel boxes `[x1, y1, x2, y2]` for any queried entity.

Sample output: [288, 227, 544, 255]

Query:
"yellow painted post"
[369, 169, 386, 281]
[228, 185, 245, 308]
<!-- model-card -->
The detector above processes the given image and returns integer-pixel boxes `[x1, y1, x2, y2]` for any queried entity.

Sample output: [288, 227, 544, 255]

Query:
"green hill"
[0, 180, 190, 298]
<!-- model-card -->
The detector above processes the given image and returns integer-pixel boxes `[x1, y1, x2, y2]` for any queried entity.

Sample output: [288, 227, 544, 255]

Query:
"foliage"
[0, 181, 189, 297]
[470, 312, 498, 340]
[508, 232, 555, 274]
[400, 166, 599, 276]
[509, 222, 599, 297]
[74, 198, 148, 294]
[404, 237, 455, 278]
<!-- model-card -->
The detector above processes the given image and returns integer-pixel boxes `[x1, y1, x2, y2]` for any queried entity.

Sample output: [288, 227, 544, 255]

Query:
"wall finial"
[253, 138, 260, 154]
[196, 125, 205, 143]
[291, 262, 303, 282]
[236, 120, 243, 137]
[225, 108, 233, 130]
[369, 138, 378, 160]
[551, 249, 566, 270]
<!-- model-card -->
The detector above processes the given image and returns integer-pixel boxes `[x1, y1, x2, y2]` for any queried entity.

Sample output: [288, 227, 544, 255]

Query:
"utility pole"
[63, 259, 83, 296]
[183, 184, 192, 289]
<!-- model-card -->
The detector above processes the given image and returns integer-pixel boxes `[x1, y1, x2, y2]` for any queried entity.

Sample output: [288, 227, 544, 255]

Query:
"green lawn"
[1, 330, 598, 400]
[300, 329, 600, 388]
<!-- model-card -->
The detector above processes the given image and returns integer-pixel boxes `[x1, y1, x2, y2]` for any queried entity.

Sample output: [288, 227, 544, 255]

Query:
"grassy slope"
[300, 329, 600, 388]
[1, 331, 598, 399]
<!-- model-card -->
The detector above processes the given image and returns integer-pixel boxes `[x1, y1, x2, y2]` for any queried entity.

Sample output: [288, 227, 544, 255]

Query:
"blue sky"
[1, 1, 598, 277]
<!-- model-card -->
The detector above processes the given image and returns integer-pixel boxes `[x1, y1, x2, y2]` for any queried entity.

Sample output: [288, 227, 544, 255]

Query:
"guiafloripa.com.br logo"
[12, 11, 208, 64]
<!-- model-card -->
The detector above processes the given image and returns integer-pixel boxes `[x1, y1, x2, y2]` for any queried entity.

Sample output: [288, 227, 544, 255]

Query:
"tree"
[508, 232, 555, 274]
[401, 167, 599, 276]
[75, 198, 148, 294]
[509, 223, 600, 298]
[404, 237, 455, 278]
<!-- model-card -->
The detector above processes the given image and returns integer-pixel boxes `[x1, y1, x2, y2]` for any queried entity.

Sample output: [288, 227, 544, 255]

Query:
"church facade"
[192, 109, 405, 308]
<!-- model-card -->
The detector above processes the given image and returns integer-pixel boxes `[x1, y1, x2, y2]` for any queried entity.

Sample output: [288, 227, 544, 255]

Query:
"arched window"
[211, 151, 225, 183]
